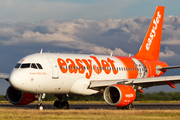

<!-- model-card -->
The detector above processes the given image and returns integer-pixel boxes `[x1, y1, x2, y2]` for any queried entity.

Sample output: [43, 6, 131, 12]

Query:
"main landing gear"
[34, 94, 69, 110]
[117, 103, 133, 110]
[53, 95, 69, 109]
[34, 94, 45, 110]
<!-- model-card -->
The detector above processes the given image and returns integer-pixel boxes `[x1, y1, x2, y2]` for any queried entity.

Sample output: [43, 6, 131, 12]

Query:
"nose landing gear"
[34, 93, 45, 110]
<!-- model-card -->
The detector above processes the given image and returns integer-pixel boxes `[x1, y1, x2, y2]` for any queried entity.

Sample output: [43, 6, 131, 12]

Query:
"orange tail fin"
[134, 6, 165, 60]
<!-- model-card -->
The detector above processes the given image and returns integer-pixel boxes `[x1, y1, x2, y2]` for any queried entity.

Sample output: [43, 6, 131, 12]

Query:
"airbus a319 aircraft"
[1, 6, 180, 110]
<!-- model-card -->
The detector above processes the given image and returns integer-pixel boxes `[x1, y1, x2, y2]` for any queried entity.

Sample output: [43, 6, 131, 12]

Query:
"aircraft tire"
[34, 105, 43, 110]
[53, 100, 60, 109]
[61, 101, 69, 109]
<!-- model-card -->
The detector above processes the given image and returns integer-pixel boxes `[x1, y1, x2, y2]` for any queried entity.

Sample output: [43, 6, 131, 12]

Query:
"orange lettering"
[101, 60, 110, 74]
[90, 56, 102, 74]
[57, 56, 118, 79]
[57, 58, 67, 73]
[75, 59, 85, 74]
[66, 58, 77, 73]
[82, 59, 92, 79]
[107, 58, 118, 74]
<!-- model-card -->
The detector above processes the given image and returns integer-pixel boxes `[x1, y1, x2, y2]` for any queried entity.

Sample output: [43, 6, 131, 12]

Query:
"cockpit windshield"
[31, 63, 38, 69]
[14, 63, 43, 69]
[21, 63, 30, 68]
[14, 63, 21, 68]
[36, 63, 43, 69]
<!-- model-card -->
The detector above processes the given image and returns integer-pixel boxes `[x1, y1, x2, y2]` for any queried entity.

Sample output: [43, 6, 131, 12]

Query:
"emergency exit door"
[48, 57, 59, 79]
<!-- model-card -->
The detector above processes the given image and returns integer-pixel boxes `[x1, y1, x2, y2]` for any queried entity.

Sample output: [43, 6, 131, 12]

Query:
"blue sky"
[0, 0, 180, 95]
[0, 0, 180, 23]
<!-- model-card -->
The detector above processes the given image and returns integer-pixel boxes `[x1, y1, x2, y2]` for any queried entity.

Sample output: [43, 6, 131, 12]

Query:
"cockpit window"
[14, 63, 21, 68]
[31, 63, 38, 69]
[21, 63, 30, 68]
[14, 63, 43, 69]
[36, 63, 43, 69]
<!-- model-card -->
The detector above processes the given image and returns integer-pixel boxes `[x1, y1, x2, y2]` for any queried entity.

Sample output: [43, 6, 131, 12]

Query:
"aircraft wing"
[0, 73, 9, 81]
[89, 75, 180, 89]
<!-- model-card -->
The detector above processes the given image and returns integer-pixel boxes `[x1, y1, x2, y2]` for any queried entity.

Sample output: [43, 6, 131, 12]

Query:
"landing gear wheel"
[126, 103, 133, 110]
[61, 101, 69, 109]
[117, 103, 133, 110]
[53, 100, 69, 109]
[34, 105, 43, 110]
[53, 100, 60, 109]
[39, 105, 43, 110]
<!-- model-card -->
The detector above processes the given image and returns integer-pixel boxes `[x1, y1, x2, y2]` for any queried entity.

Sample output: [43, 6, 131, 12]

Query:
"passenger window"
[64, 66, 67, 69]
[21, 63, 30, 68]
[14, 63, 21, 68]
[31, 63, 38, 69]
[36, 63, 43, 69]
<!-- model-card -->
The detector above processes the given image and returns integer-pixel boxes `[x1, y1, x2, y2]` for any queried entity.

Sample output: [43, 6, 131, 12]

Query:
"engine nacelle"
[103, 84, 136, 107]
[6, 86, 36, 105]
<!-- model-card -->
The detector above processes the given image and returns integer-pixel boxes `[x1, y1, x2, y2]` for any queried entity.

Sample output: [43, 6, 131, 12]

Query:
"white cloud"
[160, 47, 176, 58]
[0, 15, 180, 59]
[161, 39, 180, 45]
[0, 18, 134, 56]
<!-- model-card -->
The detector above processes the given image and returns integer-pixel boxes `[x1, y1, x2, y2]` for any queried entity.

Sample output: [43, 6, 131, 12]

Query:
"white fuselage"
[9, 53, 145, 95]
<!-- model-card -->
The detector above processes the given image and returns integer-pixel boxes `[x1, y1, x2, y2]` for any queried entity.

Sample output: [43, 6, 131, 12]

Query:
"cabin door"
[48, 57, 59, 79]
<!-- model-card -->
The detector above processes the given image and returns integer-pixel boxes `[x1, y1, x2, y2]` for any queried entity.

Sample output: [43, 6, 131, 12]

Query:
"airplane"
[1, 6, 180, 110]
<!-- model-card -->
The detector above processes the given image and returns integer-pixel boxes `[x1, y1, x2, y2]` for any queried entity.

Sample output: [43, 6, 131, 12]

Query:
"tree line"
[1, 91, 180, 101]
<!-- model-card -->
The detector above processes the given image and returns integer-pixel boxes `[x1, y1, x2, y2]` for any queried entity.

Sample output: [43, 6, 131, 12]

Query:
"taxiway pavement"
[0, 103, 180, 110]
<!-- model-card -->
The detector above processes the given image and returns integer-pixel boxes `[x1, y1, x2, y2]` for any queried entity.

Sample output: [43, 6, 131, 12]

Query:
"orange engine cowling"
[103, 84, 136, 107]
[6, 86, 36, 105]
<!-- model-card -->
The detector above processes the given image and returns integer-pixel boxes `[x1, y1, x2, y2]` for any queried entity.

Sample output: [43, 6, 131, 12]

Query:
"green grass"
[0, 108, 180, 120]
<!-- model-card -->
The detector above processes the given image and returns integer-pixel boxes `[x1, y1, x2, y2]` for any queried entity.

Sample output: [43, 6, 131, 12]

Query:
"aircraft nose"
[9, 70, 22, 89]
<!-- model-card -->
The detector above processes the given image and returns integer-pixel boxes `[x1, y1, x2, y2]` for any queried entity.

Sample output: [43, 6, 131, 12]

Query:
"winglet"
[134, 6, 165, 60]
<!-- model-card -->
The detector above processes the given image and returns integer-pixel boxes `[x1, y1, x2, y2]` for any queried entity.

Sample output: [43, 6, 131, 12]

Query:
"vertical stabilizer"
[134, 6, 165, 60]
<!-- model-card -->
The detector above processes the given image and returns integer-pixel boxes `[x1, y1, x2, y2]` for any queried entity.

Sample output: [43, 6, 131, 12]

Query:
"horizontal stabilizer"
[157, 65, 180, 70]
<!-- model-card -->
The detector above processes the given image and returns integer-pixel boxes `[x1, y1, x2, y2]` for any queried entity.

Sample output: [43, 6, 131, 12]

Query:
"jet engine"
[6, 86, 36, 105]
[103, 84, 136, 107]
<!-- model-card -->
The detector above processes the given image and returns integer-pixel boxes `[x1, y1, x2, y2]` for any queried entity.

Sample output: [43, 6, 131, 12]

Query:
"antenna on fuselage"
[40, 48, 43, 54]
[110, 51, 113, 56]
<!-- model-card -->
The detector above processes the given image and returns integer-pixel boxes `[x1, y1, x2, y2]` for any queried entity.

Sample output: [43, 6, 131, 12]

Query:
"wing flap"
[89, 75, 180, 89]
[126, 75, 180, 88]
[89, 79, 127, 88]
[126, 75, 180, 84]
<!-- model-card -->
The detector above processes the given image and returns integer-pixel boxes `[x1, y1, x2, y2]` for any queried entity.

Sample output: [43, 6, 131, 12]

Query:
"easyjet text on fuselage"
[57, 56, 118, 79]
